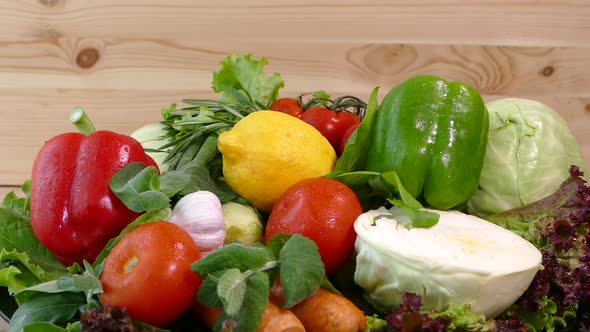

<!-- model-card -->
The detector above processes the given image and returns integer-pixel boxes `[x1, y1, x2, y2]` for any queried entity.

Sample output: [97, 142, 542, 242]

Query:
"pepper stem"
[69, 107, 96, 135]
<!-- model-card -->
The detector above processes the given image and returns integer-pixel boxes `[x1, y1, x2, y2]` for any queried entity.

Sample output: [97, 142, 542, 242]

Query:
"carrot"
[257, 302, 306, 332]
[289, 288, 367, 332]
[192, 300, 305, 332]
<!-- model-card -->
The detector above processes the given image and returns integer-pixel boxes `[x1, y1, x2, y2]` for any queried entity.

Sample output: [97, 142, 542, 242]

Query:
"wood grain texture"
[0, 1, 589, 186]
[1, 38, 589, 96]
[1, 0, 589, 46]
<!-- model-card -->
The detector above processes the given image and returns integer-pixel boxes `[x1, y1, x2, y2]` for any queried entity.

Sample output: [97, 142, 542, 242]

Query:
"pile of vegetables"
[0, 53, 588, 332]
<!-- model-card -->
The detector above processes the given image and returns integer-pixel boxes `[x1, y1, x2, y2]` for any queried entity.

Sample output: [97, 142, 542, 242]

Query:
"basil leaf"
[9, 293, 84, 332]
[265, 234, 291, 260]
[217, 268, 247, 315]
[380, 171, 422, 210]
[197, 270, 225, 308]
[158, 171, 191, 197]
[109, 163, 167, 213]
[387, 204, 439, 229]
[137, 191, 170, 212]
[229, 271, 269, 332]
[180, 162, 237, 202]
[23, 322, 74, 332]
[191, 243, 274, 276]
[332, 87, 379, 173]
[279, 234, 325, 308]
[15, 270, 102, 305]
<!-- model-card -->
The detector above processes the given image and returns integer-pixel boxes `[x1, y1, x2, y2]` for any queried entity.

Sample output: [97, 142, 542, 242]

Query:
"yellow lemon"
[217, 111, 337, 212]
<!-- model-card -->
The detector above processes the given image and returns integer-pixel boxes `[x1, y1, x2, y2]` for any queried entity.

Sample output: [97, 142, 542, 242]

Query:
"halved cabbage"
[353, 207, 542, 318]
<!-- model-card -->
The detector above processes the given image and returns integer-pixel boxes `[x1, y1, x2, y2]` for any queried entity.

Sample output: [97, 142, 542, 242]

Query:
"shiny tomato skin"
[264, 178, 363, 274]
[339, 123, 360, 155]
[99, 221, 203, 327]
[301, 107, 360, 154]
[270, 98, 304, 118]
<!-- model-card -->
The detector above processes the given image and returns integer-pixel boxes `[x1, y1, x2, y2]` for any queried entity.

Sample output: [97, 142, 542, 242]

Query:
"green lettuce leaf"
[212, 54, 284, 107]
[0, 207, 67, 295]
[429, 304, 488, 331]
[365, 314, 387, 332]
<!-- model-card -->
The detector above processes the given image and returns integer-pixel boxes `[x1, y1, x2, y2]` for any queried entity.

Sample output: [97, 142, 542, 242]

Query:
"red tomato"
[300, 107, 360, 154]
[99, 221, 203, 327]
[339, 123, 359, 155]
[264, 178, 363, 274]
[270, 98, 304, 118]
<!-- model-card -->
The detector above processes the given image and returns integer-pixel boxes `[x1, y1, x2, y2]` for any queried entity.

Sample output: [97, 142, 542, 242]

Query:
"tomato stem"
[125, 257, 138, 274]
[298, 93, 367, 120]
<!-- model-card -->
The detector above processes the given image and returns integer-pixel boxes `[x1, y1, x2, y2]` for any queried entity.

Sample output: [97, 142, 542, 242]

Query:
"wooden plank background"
[0, 0, 589, 192]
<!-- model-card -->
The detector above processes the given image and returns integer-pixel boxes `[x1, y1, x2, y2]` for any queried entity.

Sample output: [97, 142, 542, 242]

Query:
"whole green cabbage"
[467, 98, 587, 216]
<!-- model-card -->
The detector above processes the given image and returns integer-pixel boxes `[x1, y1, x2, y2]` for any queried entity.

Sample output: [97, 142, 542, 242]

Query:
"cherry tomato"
[99, 221, 203, 327]
[339, 123, 359, 155]
[300, 107, 360, 154]
[264, 178, 363, 274]
[270, 98, 304, 118]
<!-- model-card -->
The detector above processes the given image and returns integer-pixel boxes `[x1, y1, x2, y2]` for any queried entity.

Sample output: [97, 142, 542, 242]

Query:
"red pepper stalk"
[30, 108, 159, 267]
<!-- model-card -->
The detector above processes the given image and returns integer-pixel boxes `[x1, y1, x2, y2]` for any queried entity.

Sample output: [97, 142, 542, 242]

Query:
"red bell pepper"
[30, 110, 158, 266]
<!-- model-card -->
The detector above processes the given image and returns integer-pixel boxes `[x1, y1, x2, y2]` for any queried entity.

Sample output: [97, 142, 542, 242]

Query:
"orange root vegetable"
[289, 288, 367, 332]
[192, 300, 304, 332]
[258, 302, 305, 332]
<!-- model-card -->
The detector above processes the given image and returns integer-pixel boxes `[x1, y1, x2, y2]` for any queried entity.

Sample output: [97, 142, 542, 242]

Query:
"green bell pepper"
[366, 76, 489, 210]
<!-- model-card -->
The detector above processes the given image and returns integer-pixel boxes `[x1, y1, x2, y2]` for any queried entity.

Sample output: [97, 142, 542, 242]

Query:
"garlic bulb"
[169, 191, 225, 253]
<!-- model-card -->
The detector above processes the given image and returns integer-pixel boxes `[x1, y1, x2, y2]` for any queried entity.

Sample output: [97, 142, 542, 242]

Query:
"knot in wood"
[76, 48, 100, 69]
[541, 65, 554, 77]
[39, 0, 64, 7]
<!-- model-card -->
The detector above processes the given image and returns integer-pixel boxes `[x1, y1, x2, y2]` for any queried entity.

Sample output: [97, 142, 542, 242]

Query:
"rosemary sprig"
[158, 100, 255, 170]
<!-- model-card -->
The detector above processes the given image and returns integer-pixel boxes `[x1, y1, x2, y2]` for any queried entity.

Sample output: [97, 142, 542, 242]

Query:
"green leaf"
[312, 90, 331, 100]
[428, 303, 487, 332]
[510, 296, 576, 332]
[387, 205, 440, 229]
[9, 293, 84, 332]
[326, 171, 391, 210]
[15, 269, 102, 304]
[109, 163, 168, 213]
[24, 322, 70, 332]
[279, 234, 325, 308]
[365, 314, 388, 332]
[332, 87, 379, 173]
[228, 271, 269, 332]
[197, 270, 225, 308]
[180, 162, 237, 202]
[380, 171, 422, 209]
[1, 180, 31, 216]
[0, 208, 66, 287]
[92, 208, 172, 267]
[137, 191, 170, 212]
[158, 171, 191, 197]
[217, 268, 247, 316]
[265, 234, 292, 260]
[191, 243, 274, 277]
[212, 54, 284, 107]
[0, 248, 68, 296]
